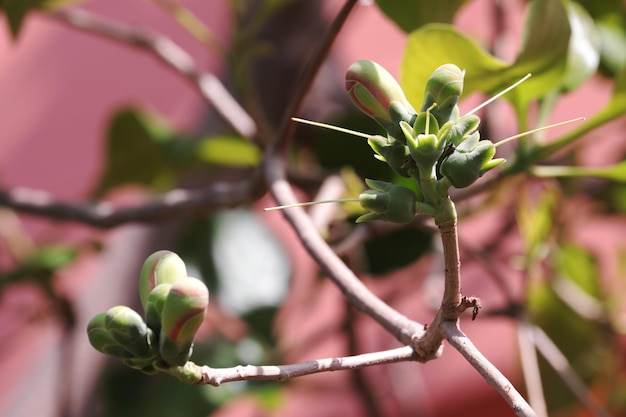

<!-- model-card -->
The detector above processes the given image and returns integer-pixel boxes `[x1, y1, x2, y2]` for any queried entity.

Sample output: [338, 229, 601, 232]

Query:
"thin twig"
[49, 7, 256, 139]
[531, 326, 615, 417]
[517, 323, 548, 417]
[264, 0, 423, 346]
[198, 346, 417, 386]
[441, 321, 538, 417]
[0, 179, 260, 228]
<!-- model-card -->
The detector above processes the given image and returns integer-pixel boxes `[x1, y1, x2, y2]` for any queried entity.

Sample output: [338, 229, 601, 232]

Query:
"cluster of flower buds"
[87, 250, 209, 373]
[345, 60, 505, 224]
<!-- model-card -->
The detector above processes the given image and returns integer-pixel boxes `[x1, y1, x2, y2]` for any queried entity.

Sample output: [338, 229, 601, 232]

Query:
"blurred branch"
[0, 179, 260, 228]
[198, 346, 417, 386]
[49, 7, 256, 139]
[517, 323, 549, 417]
[441, 321, 538, 417]
[531, 326, 615, 417]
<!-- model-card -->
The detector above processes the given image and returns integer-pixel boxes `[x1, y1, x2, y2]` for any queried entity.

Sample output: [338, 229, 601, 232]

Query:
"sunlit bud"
[159, 277, 209, 366]
[139, 250, 187, 310]
[439, 114, 481, 146]
[346, 60, 416, 140]
[439, 133, 505, 188]
[357, 179, 418, 224]
[105, 305, 150, 357]
[421, 64, 464, 125]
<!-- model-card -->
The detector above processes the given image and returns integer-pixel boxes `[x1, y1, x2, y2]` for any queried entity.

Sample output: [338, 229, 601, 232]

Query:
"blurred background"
[0, 0, 626, 416]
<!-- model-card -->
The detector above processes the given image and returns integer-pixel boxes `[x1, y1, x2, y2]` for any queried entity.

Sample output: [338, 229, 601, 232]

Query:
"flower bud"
[440, 133, 505, 188]
[87, 313, 134, 358]
[439, 114, 481, 146]
[346, 60, 416, 140]
[400, 120, 446, 171]
[357, 179, 418, 224]
[139, 250, 187, 310]
[367, 135, 412, 177]
[421, 64, 464, 125]
[159, 277, 209, 366]
[105, 305, 150, 357]
[145, 282, 172, 329]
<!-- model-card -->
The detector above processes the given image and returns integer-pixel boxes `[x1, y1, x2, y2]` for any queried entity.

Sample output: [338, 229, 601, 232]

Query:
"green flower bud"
[421, 64, 464, 125]
[356, 179, 418, 224]
[439, 133, 506, 188]
[87, 313, 133, 358]
[439, 114, 481, 146]
[367, 135, 413, 177]
[105, 305, 150, 357]
[400, 121, 447, 171]
[159, 277, 209, 366]
[346, 60, 416, 140]
[145, 283, 172, 334]
[139, 250, 187, 310]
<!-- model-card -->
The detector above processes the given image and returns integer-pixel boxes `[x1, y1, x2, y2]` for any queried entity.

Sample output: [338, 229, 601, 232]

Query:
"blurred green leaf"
[1, 0, 84, 37]
[196, 136, 261, 167]
[531, 161, 626, 182]
[555, 243, 603, 299]
[374, 0, 467, 33]
[560, 2, 601, 91]
[94, 108, 196, 197]
[0, 245, 77, 286]
[515, 187, 555, 255]
[401, 0, 570, 114]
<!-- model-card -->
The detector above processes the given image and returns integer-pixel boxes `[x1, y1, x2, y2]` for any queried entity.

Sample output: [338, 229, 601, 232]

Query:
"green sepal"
[104, 305, 150, 357]
[412, 111, 440, 136]
[357, 179, 418, 224]
[440, 133, 504, 188]
[145, 283, 172, 333]
[439, 114, 481, 146]
[367, 135, 412, 177]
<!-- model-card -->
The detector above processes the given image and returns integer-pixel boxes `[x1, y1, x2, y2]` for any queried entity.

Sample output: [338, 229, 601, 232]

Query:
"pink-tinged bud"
[159, 277, 209, 366]
[139, 250, 187, 310]
[346, 60, 416, 140]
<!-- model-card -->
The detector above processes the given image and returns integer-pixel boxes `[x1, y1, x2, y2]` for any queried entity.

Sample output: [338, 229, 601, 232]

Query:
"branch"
[196, 346, 417, 386]
[441, 321, 538, 417]
[531, 326, 614, 417]
[0, 178, 260, 228]
[49, 7, 257, 139]
[264, 0, 423, 346]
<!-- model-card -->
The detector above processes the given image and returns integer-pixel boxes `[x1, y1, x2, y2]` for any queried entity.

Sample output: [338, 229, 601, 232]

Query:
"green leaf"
[531, 161, 626, 182]
[401, 0, 571, 114]
[374, 0, 467, 33]
[1, 0, 84, 38]
[94, 108, 196, 197]
[401, 24, 508, 108]
[196, 136, 261, 167]
[515, 187, 555, 255]
[559, 2, 600, 91]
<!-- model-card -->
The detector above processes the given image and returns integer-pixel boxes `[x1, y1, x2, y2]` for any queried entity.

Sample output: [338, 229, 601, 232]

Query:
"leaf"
[1, 0, 84, 38]
[560, 2, 601, 91]
[196, 136, 261, 167]
[374, 0, 467, 33]
[401, 0, 571, 113]
[515, 186, 556, 254]
[531, 161, 626, 182]
[94, 108, 196, 197]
